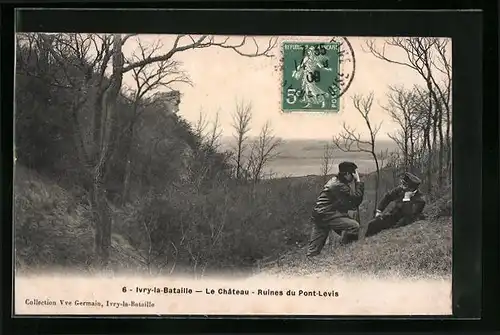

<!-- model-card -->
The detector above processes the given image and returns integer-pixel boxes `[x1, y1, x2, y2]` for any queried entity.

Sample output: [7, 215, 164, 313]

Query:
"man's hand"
[353, 170, 360, 182]
[375, 209, 382, 218]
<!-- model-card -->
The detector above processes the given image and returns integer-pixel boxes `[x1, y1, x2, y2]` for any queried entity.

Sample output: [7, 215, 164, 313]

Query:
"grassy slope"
[258, 170, 453, 279]
[14, 165, 143, 274]
[258, 216, 451, 279]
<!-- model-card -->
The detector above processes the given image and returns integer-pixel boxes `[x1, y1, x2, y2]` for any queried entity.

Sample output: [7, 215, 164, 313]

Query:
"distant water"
[263, 158, 377, 179]
[219, 137, 397, 179]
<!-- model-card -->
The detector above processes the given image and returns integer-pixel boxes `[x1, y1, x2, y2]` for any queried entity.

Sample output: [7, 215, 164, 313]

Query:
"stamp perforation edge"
[279, 36, 355, 115]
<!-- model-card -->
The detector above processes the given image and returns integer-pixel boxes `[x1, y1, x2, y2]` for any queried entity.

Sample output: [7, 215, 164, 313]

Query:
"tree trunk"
[404, 131, 409, 170]
[426, 92, 433, 194]
[429, 87, 445, 189]
[92, 118, 114, 268]
[120, 122, 135, 205]
[438, 105, 444, 187]
[92, 34, 125, 267]
[372, 152, 380, 215]
[91, 173, 112, 267]
[432, 114, 437, 159]
[445, 107, 451, 183]
[409, 130, 414, 169]
[236, 140, 243, 180]
[122, 157, 132, 205]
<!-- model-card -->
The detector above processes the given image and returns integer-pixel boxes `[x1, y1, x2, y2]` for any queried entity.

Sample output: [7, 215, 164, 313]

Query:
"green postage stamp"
[281, 40, 354, 113]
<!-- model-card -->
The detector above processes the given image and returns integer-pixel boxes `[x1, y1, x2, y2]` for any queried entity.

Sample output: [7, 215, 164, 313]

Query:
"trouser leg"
[306, 222, 330, 257]
[394, 217, 412, 228]
[364, 216, 396, 238]
[328, 217, 360, 245]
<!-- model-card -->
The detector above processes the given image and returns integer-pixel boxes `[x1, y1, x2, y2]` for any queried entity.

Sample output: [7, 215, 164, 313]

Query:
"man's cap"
[338, 161, 358, 173]
[402, 172, 422, 186]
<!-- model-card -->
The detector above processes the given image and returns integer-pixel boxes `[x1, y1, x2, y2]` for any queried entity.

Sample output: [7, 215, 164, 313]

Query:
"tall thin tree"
[332, 92, 382, 214]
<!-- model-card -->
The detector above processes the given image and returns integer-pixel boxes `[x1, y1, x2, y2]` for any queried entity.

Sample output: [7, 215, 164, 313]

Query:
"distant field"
[220, 137, 399, 178]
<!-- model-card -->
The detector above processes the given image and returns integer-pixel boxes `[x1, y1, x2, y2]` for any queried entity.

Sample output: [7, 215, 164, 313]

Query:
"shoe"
[306, 252, 320, 259]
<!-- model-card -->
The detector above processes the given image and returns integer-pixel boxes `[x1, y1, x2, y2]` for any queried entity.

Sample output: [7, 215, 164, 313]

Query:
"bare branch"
[122, 33, 138, 45]
[332, 123, 370, 153]
[194, 109, 209, 139]
[207, 111, 223, 150]
[363, 38, 417, 70]
[123, 35, 277, 74]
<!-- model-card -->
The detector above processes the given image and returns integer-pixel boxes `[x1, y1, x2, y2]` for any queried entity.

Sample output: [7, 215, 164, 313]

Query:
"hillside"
[257, 216, 452, 279]
[253, 168, 452, 279]
[14, 158, 452, 280]
[13, 165, 144, 274]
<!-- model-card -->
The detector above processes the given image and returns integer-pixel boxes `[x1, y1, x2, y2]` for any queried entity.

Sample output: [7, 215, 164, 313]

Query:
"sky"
[121, 35, 451, 141]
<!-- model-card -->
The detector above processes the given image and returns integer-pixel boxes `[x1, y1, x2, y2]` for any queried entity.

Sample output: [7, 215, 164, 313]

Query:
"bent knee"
[348, 217, 360, 225]
[346, 218, 360, 229]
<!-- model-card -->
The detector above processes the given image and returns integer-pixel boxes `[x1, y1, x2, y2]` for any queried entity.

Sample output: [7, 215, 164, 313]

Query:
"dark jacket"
[312, 176, 365, 222]
[377, 186, 426, 225]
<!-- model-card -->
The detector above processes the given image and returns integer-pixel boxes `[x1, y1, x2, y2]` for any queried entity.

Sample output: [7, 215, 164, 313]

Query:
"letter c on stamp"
[281, 37, 355, 113]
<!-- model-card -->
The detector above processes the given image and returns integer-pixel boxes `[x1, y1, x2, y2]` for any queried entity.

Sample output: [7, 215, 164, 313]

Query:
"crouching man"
[306, 161, 365, 258]
[364, 172, 426, 238]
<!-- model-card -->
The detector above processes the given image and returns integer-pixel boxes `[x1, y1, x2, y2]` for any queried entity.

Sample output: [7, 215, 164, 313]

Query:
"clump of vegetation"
[14, 166, 95, 271]
[14, 165, 145, 274]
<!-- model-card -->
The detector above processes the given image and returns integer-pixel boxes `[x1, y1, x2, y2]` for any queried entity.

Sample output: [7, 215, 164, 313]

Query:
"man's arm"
[377, 187, 402, 212]
[333, 181, 365, 209]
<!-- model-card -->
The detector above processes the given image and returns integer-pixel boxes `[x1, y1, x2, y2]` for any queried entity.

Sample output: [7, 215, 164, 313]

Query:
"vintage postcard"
[13, 33, 452, 316]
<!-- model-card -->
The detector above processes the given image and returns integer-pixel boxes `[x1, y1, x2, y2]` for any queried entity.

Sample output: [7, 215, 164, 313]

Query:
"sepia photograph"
[13, 31, 453, 315]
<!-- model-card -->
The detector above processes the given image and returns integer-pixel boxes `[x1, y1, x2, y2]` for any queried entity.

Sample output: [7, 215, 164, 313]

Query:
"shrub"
[113, 177, 323, 276]
[14, 166, 142, 273]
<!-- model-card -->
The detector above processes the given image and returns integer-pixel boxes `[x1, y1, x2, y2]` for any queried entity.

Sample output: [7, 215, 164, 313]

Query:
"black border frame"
[1, 2, 498, 334]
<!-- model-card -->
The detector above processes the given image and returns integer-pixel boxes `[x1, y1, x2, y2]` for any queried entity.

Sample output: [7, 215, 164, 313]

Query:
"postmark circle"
[328, 36, 356, 99]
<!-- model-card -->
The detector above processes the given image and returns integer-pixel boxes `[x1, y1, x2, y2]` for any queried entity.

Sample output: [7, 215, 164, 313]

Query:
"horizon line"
[220, 135, 395, 141]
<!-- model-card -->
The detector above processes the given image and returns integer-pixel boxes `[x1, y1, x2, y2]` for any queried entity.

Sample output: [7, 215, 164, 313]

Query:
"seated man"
[306, 161, 365, 257]
[364, 172, 426, 238]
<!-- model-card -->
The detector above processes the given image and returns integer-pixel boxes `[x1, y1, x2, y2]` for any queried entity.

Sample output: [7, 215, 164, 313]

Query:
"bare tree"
[189, 110, 226, 190]
[194, 109, 209, 141]
[120, 38, 192, 204]
[231, 100, 253, 180]
[320, 143, 335, 182]
[246, 121, 283, 183]
[195, 109, 223, 151]
[385, 150, 404, 186]
[382, 85, 427, 170]
[377, 148, 389, 170]
[412, 84, 437, 193]
[363, 37, 452, 187]
[332, 92, 382, 210]
[17, 33, 277, 267]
